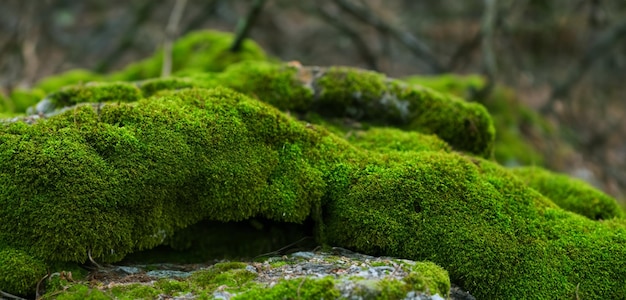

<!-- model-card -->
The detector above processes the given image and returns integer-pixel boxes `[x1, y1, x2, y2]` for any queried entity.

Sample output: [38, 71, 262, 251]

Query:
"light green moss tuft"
[511, 166, 625, 220]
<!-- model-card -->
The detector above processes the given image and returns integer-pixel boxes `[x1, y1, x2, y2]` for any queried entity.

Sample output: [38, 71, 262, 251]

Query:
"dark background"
[1, 0, 625, 202]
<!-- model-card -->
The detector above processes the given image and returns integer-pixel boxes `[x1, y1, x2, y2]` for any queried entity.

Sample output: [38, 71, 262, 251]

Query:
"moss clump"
[2, 86, 625, 298]
[324, 152, 626, 299]
[110, 30, 267, 81]
[511, 166, 625, 220]
[216, 61, 314, 111]
[234, 277, 340, 300]
[190, 262, 257, 294]
[348, 127, 451, 153]
[0, 87, 328, 265]
[406, 261, 450, 296]
[316, 67, 494, 157]
[0, 248, 47, 295]
[47, 82, 142, 107]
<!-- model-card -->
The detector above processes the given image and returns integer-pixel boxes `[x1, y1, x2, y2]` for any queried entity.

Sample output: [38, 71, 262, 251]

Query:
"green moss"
[48, 82, 142, 107]
[348, 127, 451, 153]
[234, 276, 340, 300]
[110, 30, 267, 81]
[0, 248, 47, 295]
[109, 283, 160, 300]
[324, 152, 626, 299]
[217, 61, 314, 111]
[154, 279, 190, 296]
[2, 86, 626, 299]
[316, 67, 494, 157]
[45, 284, 110, 300]
[406, 261, 450, 296]
[190, 262, 257, 293]
[511, 166, 625, 220]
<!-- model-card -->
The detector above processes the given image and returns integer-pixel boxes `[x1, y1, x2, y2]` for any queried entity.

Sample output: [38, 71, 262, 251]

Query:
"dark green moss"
[511, 166, 625, 220]
[234, 276, 340, 300]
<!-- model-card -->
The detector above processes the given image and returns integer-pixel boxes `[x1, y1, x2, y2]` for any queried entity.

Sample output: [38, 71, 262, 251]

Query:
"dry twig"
[162, 0, 188, 77]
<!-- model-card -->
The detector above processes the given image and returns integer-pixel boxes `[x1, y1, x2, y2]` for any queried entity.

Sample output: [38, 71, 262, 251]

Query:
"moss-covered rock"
[41, 61, 496, 158]
[512, 166, 625, 220]
[1, 86, 625, 299]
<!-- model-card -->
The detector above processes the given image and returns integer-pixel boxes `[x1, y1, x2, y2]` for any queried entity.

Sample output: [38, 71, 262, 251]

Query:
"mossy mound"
[512, 166, 625, 220]
[1, 86, 625, 298]
[39, 61, 495, 158]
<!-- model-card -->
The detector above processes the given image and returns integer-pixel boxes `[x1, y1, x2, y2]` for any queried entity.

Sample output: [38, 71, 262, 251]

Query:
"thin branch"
[474, 0, 498, 100]
[162, 0, 188, 77]
[331, 0, 445, 73]
[230, 0, 267, 53]
[541, 19, 626, 114]
[314, 5, 379, 71]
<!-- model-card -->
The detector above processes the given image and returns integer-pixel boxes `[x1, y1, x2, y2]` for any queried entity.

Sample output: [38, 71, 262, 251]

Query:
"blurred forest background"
[1, 0, 626, 202]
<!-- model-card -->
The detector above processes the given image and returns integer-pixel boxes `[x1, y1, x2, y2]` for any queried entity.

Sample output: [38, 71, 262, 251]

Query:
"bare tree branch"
[541, 19, 626, 114]
[474, 0, 498, 100]
[331, 0, 445, 73]
[314, 4, 379, 71]
[230, 0, 267, 53]
[162, 0, 188, 77]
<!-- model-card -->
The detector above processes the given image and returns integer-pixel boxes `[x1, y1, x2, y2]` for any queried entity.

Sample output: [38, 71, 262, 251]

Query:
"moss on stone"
[109, 30, 267, 81]
[2, 86, 626, 299]
[234, 276, 340, 300]
[190, 262, 257, 294]
[511, 166, 625, 220]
